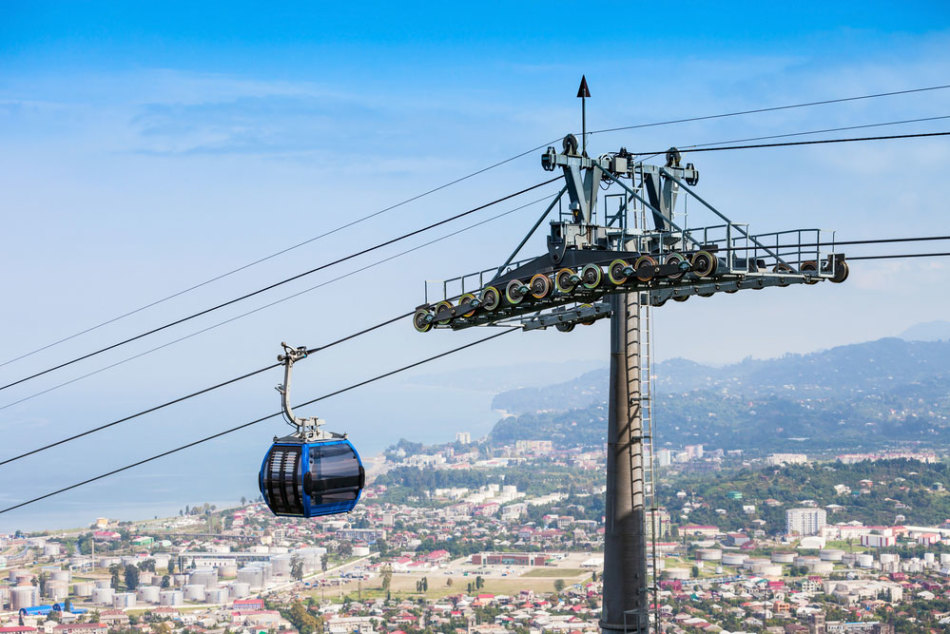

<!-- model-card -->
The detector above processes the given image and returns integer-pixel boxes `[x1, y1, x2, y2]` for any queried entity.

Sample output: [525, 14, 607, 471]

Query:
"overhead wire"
[671, 114, 950, 152]
[0, 178, 559, 393]
[0, 328, 517, 516]
[588, 83, 950, 136]
[636, 131, 950, 156]
[0, 193, 555, 411]
[7, 83, 949, 370]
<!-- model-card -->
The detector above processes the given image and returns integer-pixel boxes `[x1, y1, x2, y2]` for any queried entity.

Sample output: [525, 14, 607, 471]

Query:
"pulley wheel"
[555, 268, 578, 293]
[529, 274, 552, 299]
[505, 279, 527, 305]
[666, 253, 687, 281]
[608, 259, 630, 286]
[673, 294, 689, 303]
[691, 250, 718, 278]
[555, 322, 575, 333]
[800, 261, 820, 285]
[635, 255, 657, 282]
[580, 264, 603, 289]
[480, 286, 501, 312]
[579, 303, 596, 325]
[459, 293, 477, 318]
[773, 262, 793, 286]
[412, 308, 433, 333]
[434, 300, 454, 325]
[830, 260, 849, 284]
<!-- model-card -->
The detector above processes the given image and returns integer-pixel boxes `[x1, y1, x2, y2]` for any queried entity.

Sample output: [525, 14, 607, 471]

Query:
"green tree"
[381, 565, 393, 591]
[291, 555, 304, 581]
[137, 559, 156, 572]
[124, 564, 140, 590]
[554, 579, 565, 592]
[167, 558, 175, 575]
[109, 564, 122, 589]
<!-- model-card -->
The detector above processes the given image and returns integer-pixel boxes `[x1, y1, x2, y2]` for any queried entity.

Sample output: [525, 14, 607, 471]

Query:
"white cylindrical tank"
[10, 586, 38, 610]
[751, 562, 782, 577]
[137, 585, 161, 603]
[661, 568, 690, 580]
[270, 554, 292, 577]
[857, 554, 874, 568]
[794, 556, 819, 567]
[722, 553, 747, 567]
[771, 552, 795, 564]
[924, 552, 935, 565]
[880, 553, 899, 565]
[743, 558, 768, 570]
[72, 582, 95, 597]
[204, 588, 228, 604]
[159, 590, 183, 606]
[45, 580, 69, 601]
[183, 584, 205, 601]
[189, 568, 218, 589]
[229, 582, 251, 598]
[940, 553, 950, 566]
[95, 579, 111, 589]
[237, 566, 264, 589]
[93, 587, 115, 605]
[113, 592, 136, 609]
[219, 563, 238, 578]
[50, 570, 71, 583]
[696, 549, 722, 562]
[819, 549, 844, 562]
[808, 561, 834, 575]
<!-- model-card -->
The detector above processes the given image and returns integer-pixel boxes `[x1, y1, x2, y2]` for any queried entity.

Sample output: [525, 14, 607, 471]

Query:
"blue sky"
[1, 2, 949, 529]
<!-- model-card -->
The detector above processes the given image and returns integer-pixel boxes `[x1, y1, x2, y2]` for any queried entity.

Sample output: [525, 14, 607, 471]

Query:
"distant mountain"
[491, 338, 950, 414]
[488, 337, 950, 454]
[900, 320, 950, 342]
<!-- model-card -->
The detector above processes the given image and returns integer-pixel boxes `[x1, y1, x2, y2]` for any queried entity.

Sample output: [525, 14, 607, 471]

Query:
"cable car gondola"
[259, 344, 365, 518]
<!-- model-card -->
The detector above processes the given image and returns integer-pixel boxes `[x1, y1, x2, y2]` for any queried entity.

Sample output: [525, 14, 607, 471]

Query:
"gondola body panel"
[259, 438, 364, 517]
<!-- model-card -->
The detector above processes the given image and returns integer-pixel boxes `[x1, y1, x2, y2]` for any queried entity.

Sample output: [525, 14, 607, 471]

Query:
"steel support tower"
[603, 289, 649, 634]
[412, 94, 848, 633]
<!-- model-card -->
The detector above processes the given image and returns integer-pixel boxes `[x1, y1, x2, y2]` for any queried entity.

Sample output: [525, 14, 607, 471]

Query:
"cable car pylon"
[412, 78, 848, 634]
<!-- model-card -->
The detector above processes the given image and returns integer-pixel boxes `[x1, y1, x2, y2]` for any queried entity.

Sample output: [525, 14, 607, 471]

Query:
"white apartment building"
[786, 507, 827, 536]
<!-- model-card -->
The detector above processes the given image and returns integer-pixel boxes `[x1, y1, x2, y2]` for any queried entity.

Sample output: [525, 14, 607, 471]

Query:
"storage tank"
[661, 568, 690, 580]
[137, 585, 161, 603]
[10, 586, 38, 610]
[940, 553, 950, 566]
[819, 549, 844, 562]
[808, 561, 834, 575]
[924, 552, 935, 565]
[771, 552, 795, 564]
[92, 587, 115, 605]
[743, 558, 769, 570]
[722, 553, 747, 567]
[696, 549, 722, 562]
[270, 554, 292, 577]
[159, 590, 183, 606]
[857, 554, 874, 568]
[794, 556, 819, 567]
[183, 584, 205, 601]
[218, 563, 238, 578]
[189, 568, 218, 589]
[50, 570, 71, 583]
[72, 582, 95, 597]
[43, 543, 61, 557]
[113, 593, 136, 609]
[229, 582, 251, 599]
[751, 562, 783, 577]
[45, 579, 69, 601]
[204, 588, 228, 604]
[95, 579, 111, 589]
[879, 553, 899, 566]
